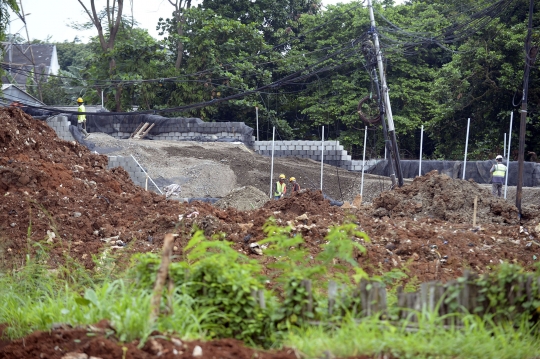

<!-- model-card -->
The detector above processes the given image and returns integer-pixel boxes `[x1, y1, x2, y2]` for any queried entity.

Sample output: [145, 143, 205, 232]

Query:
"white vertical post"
[269, 126, 275, 199]
[419, 125, 424, 177]
[462, 118, 470, 180]
[101, 90, 104, 109]
[145, 175, 148, 191]
[504, 112, 513, 199]
[320, 126, 324, 191]
[360, 126, 367, 196]
[256, 106, 259, 142]
[384, 146, 387, 160]
[503, 133, 506, 160]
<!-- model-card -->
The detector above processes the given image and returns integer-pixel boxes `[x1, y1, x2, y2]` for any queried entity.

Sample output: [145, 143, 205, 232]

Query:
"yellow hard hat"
[289, 177, 296, 182]
[279, 174, 286, 179]
[77, 97, 84, 103]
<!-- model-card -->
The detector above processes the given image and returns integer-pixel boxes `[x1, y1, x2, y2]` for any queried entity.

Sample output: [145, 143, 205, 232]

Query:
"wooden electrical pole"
[516, 0, 537, 218]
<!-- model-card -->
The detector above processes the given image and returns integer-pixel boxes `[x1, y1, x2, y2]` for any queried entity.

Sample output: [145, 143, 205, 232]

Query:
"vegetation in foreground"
[1, 221, 539, 358]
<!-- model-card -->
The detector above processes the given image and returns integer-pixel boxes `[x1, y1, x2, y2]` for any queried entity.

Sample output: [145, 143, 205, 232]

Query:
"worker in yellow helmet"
[289, 177, 300, 193]
[274, 174, 287, 199]
[77, 97, 89, 138]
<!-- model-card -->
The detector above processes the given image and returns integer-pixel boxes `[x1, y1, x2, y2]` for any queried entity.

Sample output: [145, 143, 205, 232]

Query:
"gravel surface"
[215, 186, 270, 211]
[85, 133, 540, 206]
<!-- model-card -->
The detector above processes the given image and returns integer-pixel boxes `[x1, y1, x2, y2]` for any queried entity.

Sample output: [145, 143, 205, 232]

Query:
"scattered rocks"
[192, 345, 203, 357]
[249, 242, 263, 255]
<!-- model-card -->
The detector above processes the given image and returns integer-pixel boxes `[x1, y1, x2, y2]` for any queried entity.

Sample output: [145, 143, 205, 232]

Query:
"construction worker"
[289, 177, 300, 193]
[490, 155, 507, 197]
[77, 97, 89, 138]
[274, 174, 287, 200]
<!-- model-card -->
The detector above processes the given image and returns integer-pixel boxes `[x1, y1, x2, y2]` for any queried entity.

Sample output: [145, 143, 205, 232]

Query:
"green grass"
[0, 261, 214, 343]
[2, 264, 539, 358]
[286, 315, 540, 359]
[1, 229, 540, 358]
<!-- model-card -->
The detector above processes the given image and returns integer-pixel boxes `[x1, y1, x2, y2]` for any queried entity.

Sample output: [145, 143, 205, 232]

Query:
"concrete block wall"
[253, 141, 380, 172]
[149, 131, 248, 142]
[46, 115, 75, 142]
[107, 155, 147, 188]
[84, 117, 255, 147]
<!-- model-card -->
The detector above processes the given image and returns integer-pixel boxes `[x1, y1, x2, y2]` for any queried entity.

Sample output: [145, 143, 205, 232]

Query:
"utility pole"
[366, 0, 404, 187]
[360, 40, 396, 187]
[516, 0, 537, 218]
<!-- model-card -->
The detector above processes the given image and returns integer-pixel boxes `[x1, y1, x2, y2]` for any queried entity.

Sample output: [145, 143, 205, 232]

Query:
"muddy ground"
[0, 321, 300, 359]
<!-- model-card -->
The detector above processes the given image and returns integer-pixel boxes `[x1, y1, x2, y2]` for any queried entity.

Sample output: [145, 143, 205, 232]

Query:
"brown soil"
[0, 321, 298, 359]
[0, 108, 185, 269]
[371, 171, 540, 224]
[0, 321, 389, 359]
[214, 185, 269, 211]
[1, 107, 539, 284]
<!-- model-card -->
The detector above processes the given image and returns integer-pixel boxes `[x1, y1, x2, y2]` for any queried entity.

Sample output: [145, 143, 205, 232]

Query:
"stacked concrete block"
[107, 155, 148, 189]
[253, 140, 381, 173]
[46, 116, 75, 142]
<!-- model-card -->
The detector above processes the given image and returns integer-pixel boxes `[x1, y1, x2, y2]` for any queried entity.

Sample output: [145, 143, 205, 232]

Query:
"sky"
[8, 0, 364, 44]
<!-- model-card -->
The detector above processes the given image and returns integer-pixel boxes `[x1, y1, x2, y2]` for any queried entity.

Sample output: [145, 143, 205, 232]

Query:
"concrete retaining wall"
[103, 120, 255, 145]
[45, 115, 74, 142]
[253, 141, 379, 172]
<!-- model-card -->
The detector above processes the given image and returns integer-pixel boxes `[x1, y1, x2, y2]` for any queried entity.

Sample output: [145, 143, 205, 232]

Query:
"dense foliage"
[19, 0, 540, 159]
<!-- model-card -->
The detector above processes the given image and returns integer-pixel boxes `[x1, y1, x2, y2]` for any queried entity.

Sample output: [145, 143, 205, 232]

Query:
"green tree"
[156, 7, 271, 120]
[200, 0, 322, 44]
[55, 41, 92, 70]
[84, 27, 167, 111]
[76, 0, 126, 111]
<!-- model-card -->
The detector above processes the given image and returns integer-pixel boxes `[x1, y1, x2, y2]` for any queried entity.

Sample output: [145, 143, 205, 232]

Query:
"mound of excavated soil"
[262, 189, 339, 216]
[215, 186, 269, 211]
[0, 108, 185, 268]
[372, 171, 520, 224]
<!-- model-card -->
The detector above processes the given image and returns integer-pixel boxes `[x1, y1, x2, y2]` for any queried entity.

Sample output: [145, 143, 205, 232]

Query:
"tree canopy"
[15, 0, 540, 161]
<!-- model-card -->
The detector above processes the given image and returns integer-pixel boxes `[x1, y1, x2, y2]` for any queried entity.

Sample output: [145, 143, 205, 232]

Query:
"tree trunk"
[175, 19, 185, 69]
[171, 0, 190, 70]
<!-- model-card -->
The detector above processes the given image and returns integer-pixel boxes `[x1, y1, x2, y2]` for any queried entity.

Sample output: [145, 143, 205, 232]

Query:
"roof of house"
[0, 83, 45, 107]
[2, 44, 57, 87]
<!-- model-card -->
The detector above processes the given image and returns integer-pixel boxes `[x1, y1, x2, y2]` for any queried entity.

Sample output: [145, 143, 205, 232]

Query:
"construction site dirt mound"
[372, 170, 520, 224]
[262, 189, 339, 216]
[0, 108, 186, 268]
[214, 186, 269, 211]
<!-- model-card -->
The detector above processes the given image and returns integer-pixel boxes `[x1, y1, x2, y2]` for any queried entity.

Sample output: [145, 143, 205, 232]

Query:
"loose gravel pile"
[214, 186, 270, 211]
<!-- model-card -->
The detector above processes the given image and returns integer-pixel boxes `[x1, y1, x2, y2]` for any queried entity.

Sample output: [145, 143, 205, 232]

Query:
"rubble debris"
[249, 243, 263, 255]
